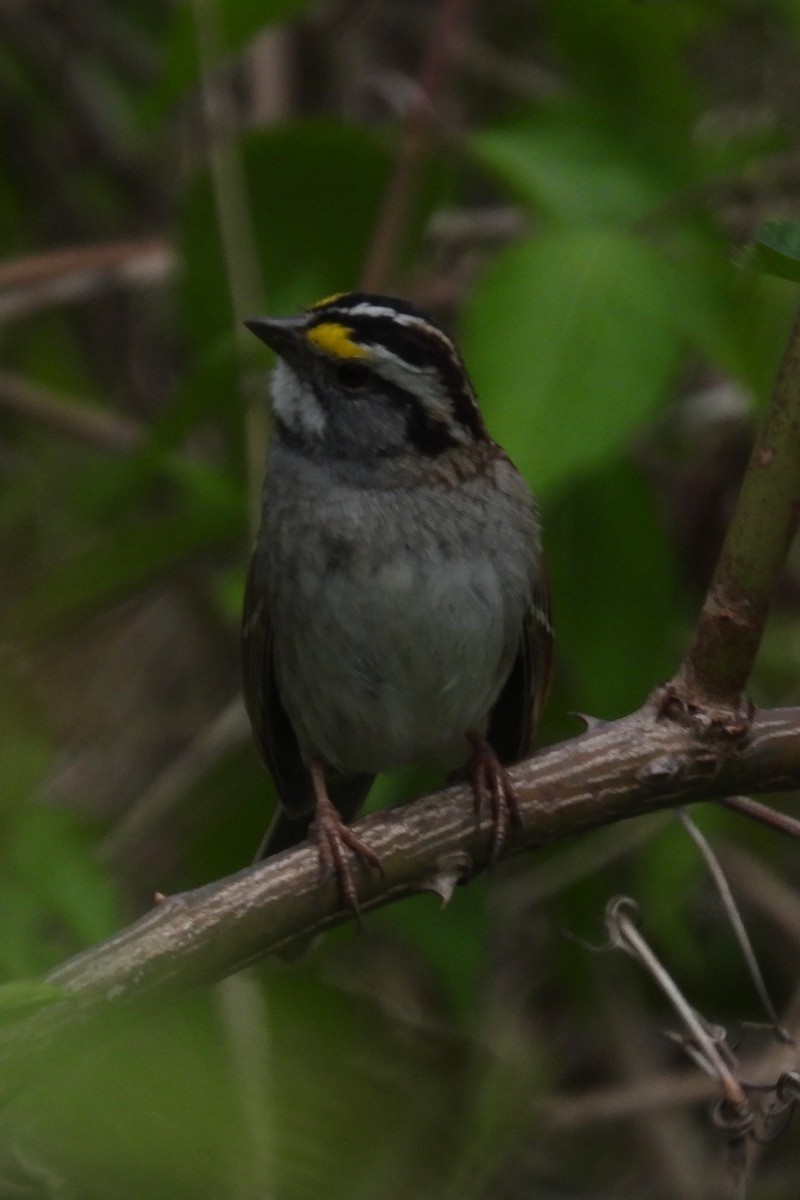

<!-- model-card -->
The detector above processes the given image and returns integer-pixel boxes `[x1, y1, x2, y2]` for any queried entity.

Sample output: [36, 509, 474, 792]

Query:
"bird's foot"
[466, 732, 522, 865]
[309, 762, 383, 918]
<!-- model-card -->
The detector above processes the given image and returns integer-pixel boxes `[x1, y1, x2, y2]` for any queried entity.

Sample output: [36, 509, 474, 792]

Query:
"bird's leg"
[308, 759, 383, 916]
[466, 731, 522, 864]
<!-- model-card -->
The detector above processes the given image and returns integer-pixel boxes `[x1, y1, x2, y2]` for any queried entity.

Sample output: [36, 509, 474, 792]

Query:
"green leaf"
[546, 459, 678, 719]
[747, 218, 800, 283]
[547, 0, 699, 154]
[471, 106, 677, 226]
[148, 334, 240, 452]
[0, 802, 121, 976]
[10, 805, 121, 953]
[649, 226, 796, 399]
[0, 979, 467, 1200]
[461, 229, 681, 497]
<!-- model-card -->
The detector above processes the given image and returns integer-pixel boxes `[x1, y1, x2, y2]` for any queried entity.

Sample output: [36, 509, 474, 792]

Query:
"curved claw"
[309, 761, 383, 920]
[466, 732, 521, 864]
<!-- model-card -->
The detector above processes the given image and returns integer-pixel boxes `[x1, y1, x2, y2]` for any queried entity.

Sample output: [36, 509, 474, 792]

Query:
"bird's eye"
[335, 362, 370, 391]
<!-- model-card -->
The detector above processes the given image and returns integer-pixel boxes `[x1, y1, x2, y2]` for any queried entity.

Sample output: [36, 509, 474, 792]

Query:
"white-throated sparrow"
[242, 292, 552, 909]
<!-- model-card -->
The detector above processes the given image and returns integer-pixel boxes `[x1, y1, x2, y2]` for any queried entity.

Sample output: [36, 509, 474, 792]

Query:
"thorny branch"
[1, 699, 800, 1086]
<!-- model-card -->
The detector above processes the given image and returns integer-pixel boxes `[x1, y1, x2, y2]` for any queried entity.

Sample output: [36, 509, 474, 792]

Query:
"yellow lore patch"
[306, 322, 369, 360]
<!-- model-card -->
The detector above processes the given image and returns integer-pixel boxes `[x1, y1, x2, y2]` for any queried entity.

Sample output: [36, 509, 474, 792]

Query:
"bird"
[242, 291, 552, 910]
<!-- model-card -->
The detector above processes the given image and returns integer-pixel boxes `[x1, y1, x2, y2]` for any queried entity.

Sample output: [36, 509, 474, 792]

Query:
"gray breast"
[261, 447, 537, 774]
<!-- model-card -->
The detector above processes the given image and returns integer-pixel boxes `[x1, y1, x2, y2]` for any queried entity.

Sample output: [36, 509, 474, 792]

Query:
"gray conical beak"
[244, 316, 305, 359]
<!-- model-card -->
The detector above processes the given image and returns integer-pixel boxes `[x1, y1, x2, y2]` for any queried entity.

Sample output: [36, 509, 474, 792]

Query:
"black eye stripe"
[316, 314, 486, 442]
[377, 377, 460, 456]
[335, 362, 370, 390]
[348, 316, 442, 367]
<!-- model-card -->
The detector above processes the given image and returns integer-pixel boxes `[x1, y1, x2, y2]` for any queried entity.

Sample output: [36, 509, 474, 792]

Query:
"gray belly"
[261, 443, 538, 776]
[271, 549, 518, 774]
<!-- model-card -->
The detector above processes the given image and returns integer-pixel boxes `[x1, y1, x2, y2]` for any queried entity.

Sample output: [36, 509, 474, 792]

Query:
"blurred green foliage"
[1, 0, 800, 1196]
[749, 216, 800, 281]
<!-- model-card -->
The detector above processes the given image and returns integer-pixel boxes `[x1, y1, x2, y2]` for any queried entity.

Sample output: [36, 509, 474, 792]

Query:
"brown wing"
[241, 553, 314, 820]
[241, 554, 374, 860]
[485, 566, 554, 764]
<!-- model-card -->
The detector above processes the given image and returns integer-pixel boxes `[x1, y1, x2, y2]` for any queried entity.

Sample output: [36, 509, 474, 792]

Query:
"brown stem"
[360, 0, 472, 292]
[673, 302, 800, 710]
[0, 239, 174, 321]
[718, 793, 800, 840]
[0, 369, 143, 453]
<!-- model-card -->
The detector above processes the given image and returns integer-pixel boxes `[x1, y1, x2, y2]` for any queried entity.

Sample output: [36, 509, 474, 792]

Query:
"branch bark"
[1, 697, 800, 1082]
[672, 303, 800, 710]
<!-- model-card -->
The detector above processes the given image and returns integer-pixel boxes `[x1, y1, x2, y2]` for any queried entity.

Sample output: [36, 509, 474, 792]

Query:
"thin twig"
[0, 369, 143, 453]
[596, 966, 710, 1200]
[718, 794, 800, 841]
[0, 239, 174, 321]
[544, 976, 800, 1131]
[99, 697, 250, 866]
[607, 898, 753, 1197]
[677, 810, 786, 1035]
[607, 899, 748, 1106]
[360, 0, 473, 291]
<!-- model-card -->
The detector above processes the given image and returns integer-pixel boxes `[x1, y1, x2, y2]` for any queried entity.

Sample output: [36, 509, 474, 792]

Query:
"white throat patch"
[270, 360, 326, 437]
